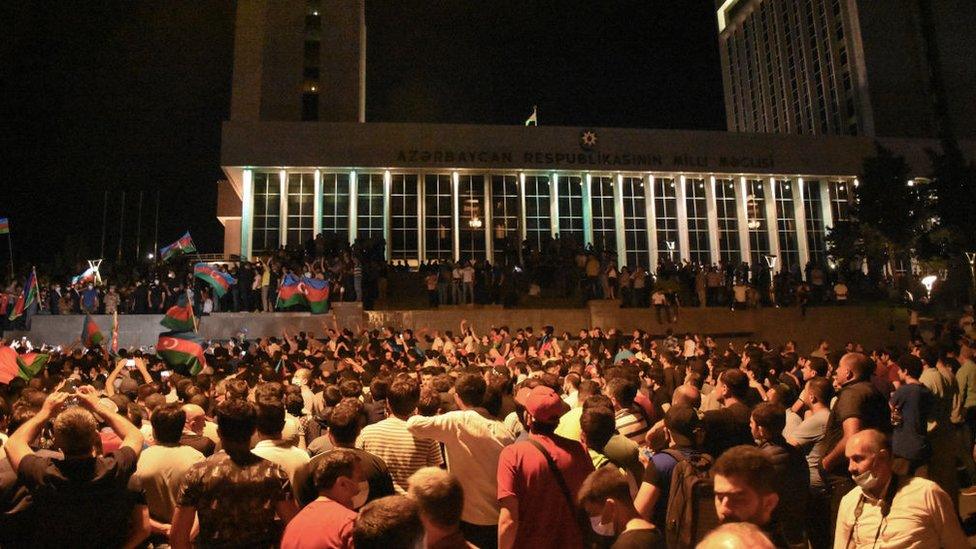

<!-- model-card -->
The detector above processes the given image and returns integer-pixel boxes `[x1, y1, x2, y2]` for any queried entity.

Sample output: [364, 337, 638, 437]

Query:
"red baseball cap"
[515, 385, 569, 423]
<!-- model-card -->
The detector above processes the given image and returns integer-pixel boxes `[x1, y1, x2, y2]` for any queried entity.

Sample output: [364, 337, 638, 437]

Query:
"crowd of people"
[1, 304, 975, 548]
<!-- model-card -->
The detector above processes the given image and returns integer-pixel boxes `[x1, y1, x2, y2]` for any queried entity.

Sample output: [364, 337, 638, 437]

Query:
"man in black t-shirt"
[702, 369, 753, 458]
[4, 386, 147, 548]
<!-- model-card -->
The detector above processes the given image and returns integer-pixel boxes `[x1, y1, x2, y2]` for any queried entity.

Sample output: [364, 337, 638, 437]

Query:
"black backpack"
[663, 450, 719, 549]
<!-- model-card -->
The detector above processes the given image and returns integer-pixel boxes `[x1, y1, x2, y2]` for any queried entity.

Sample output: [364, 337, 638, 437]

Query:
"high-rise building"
[716, 0, 976, 138]
[230, 0, 365, 123]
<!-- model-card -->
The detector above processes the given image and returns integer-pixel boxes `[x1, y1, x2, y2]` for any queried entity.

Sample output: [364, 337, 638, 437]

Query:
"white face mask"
[853, 469, 880, 491]
[589, 514, 615, 537]
[351, 480, 369, 509]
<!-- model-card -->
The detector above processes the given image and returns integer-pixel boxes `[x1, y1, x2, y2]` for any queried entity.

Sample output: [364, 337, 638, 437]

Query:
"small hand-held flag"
[161, 295, 197, 332]
[193, 263, 235, 298]
[111, 310, 119, 354]
[524, 105, 538, 126]
[160, 231, 198, 262]
[157, 331, 208, 375]
[81, 314, 105, 347]
[8, 268, 38, 321]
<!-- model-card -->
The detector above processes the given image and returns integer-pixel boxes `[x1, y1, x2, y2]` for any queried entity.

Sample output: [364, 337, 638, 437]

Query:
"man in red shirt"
[281, 449, 364, 549]
[497, 384, 595, 549]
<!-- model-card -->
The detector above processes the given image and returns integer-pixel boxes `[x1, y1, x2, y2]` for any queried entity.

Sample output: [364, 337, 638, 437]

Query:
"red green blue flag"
[277, 274, 307, 309]
[81, 314, 104, 347]
[8, 268, 38, 321]
[160, 231, 197, 262]
[0, 346, 49, 385]
[193, 263, 235, 298]
[161, 295, 196, 332]
[301, 277, 330, 313]
[157, 331, 207, 375]
[0, 218, 8, 234]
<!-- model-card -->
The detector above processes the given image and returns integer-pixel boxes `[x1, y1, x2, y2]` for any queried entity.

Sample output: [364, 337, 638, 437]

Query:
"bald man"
[698, 522, 775, 549]
[834, 429, 967, 548]
[181, 404, 216, 456]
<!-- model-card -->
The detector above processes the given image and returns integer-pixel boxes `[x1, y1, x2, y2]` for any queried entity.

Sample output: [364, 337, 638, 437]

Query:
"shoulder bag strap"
[527, 438, 591, 536]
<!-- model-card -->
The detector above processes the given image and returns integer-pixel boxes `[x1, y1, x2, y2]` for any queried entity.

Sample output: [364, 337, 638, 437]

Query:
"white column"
[582, 173, 594, 246]
[765, 177, 781, 270]
[418, 173, 426, 260]
[706, 175, 721, 265]
[348, 171, 358, 244]
[241, 169, 254, 259]
[518, 173, 527, 242]
[820, 179, 834, 230]
[384, 170, 392, 260]
[278, 170, 288, 247]
[313, 169, 322, 237]
[735, 176, 751, 264]
[549, 172, 560, 238]
[645, 174, 657, 271]
[484, 174, 493, 261]
[452, 172, 461, 262]
[795, 178, 810, 270]
[613, 174, 626, 265]
[676, 175, 690, 262]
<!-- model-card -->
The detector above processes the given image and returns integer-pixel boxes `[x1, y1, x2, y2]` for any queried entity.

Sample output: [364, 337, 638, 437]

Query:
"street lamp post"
[966, 252, 976, 300]
[764, 255, 778, 307]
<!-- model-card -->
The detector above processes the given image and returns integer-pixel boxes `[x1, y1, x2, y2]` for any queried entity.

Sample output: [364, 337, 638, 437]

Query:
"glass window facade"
[491, 175, 520, 263]
[356, 173, 385, 241]
[775, 179, 799, 271]
[654, 177, 680, 263]
[557, 175, 584, 246]
[745, 179, 770, 267]
[424, 174, 454, 261]
[523, 175, 551, 252]
[390, 174, 419, 260]
[286, 173, 315, 247]
[591, 176, 616, 256]
[252, 171, 281, 253]
[622, 177, 648, 269]
[458, 175, 486, 261]
[321, 172, 349, 243]
[685, 178, 711, 265]
[828, 180, 852, 222]
[715, 178, 741, 264]
[803, 180, 826, 264]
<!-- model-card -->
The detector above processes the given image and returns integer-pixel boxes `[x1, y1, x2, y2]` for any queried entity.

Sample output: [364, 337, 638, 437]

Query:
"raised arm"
[6, 391, 70, 472]
[76, 385, 144, 457]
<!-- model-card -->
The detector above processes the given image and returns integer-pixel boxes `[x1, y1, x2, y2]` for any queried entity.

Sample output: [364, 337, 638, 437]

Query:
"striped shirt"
[356, 415, 443, 493]
[615, 408, 650, 445]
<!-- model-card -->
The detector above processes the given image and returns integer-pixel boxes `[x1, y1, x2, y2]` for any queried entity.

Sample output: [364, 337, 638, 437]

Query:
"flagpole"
[135, 191, 144, 261]
[117, 190, 126, 263]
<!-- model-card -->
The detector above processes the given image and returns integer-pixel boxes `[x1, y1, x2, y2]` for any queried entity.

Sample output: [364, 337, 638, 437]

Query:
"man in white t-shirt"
[461, 262, 476, 304]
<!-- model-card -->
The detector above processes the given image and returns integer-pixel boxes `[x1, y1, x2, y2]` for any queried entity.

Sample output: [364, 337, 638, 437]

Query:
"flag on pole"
[157, 331, 207, 375]
[71, 265, 99, 286]
[193, 263, 235, 298]
[111, 309, 119, 354]
[277, 273, 308, 309]
[160, 231, 197, 262]
[8, 268, 38, 321]
[81, 314, 104, 347]
[161, 296, 196, 332]
[524, 105, 538, 126]
[301, 276, 330, 313]
[0, 218, 8, 234]
[0, 346, 49, 385]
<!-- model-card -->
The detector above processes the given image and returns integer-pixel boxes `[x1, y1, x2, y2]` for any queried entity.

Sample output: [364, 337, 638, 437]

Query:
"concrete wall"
[5, 303, 906, 354]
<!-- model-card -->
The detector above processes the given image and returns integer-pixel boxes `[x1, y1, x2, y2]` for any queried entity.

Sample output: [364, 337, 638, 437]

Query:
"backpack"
[663, 450, 718, 549]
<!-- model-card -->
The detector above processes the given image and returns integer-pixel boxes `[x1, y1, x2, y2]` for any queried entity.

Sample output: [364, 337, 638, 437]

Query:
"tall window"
[321, 173, 349, 243]
[557, 175, 584, 246]
[252, 172, 280, 253]
[390, 174, 418, 261]
[424, 174, 454, 261]
[654, 178, 680, 263]
[622, 177, 648, 268]
[286, 173, 314, 247]
[357, 173, 385, 242]
[459, 175, 486, 260]
[803, 180, 826, 264]
[775, 179, 799, 271]
[685, 178, 711, 265]
[828, 180, 852, 221]
[590, 177, 616, 256]
[715, 179, 741, 263]
[523, 175, 551, 252]
[745, 179, 770, 267]
[491, 175, 519, 263]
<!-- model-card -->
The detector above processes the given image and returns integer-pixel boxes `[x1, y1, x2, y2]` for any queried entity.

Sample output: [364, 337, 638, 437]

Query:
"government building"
[216, 0, 976, 274]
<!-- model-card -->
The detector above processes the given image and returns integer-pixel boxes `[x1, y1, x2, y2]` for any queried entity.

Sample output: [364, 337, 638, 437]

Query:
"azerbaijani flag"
[81, 314, 104, 347]
[193, 263, 235, 298]
[157, 331, 207, 375]
[111, 309, 119, 354]
[161, 296, 196, 332]
[8, 268, 38, 321]
[71, 265, 98, 286]
[277, 273, 307, 309]
[0, 346, 49, 385]
[301, 276, 330, 313]
[0, 217, 8, 234]
[160, 231, 197, 262]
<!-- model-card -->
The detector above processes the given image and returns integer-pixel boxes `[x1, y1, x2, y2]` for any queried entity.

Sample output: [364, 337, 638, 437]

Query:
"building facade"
[716, 0, 976, 138]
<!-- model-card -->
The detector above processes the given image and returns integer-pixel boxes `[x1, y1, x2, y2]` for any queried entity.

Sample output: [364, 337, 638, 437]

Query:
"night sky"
[2, 1, 724, 277]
